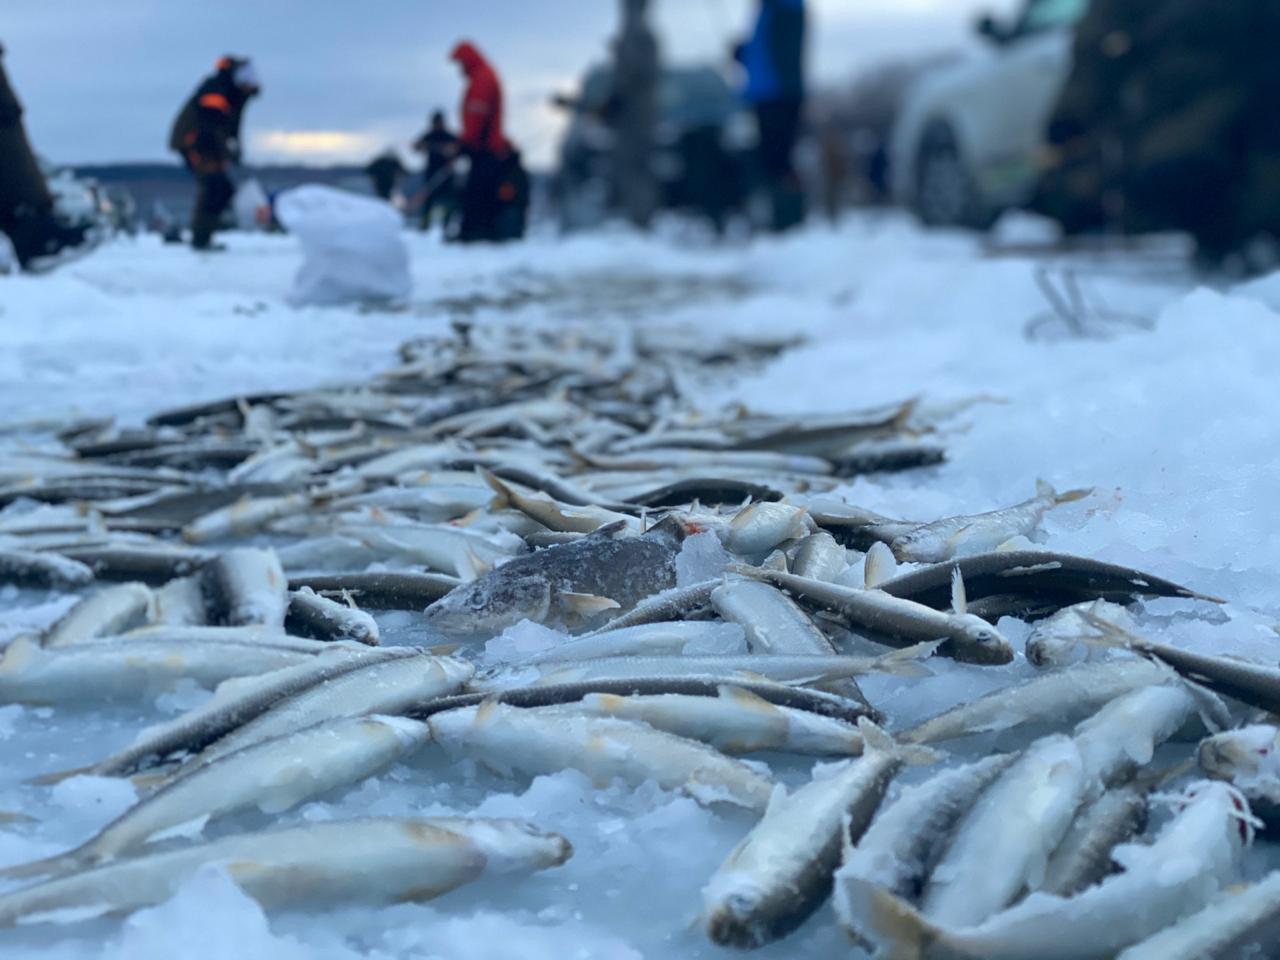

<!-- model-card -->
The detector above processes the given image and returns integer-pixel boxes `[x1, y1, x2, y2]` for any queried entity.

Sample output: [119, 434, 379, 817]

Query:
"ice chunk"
[681, 621, 747, 655]
[483, 619, 567, 665]
[107, 864, 308, 960]
[676, 530, 730, 588]
[51, 775, 138, 830]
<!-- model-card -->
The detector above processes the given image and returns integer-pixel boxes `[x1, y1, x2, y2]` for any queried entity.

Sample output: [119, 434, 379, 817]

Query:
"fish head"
[422, 575, 552, 636]
[705, 888, 767, 949]
[952, 614, 1014, 665]
[1199, 725, 1280, 783]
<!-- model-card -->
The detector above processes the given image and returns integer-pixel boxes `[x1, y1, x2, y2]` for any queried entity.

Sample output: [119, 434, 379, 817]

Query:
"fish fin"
[479, 468, 514, 509]
[474, 697, 503, 726]
[591, 520, 630, 540]
[1055, 487, 1092, 505]
[130, 771, 171, 791]
[837, 876, 944, 960]
[717, 684, 778, 713]
[558, 592, 621, 616]
[994, 538, 1024, 553]
[1035, 478, 1055, 499]
[578, 692, 626, 713]
[25, 764, 92, 786]
[874, 640, 943, 678]
[761, 549, 788, 572]
[949, 566, 967, 615]
[0, 810, 35, 825]
[864, 541, 897, 588]
[426, 642, 461, 656]
[856, 717, 940, 766]
[453, 546, 487, 583]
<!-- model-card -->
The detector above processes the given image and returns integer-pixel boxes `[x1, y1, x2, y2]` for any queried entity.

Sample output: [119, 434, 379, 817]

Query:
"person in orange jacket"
[450, 41, 508, 243]
[169, 56, 261, 250]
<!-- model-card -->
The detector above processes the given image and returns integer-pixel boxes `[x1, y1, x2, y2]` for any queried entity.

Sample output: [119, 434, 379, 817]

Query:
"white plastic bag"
[232, 178, 270, 231]
[273, 185, 411, 306]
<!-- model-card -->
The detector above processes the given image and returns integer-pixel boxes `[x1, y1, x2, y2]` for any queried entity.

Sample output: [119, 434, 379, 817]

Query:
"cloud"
[251, 130, 381, 164]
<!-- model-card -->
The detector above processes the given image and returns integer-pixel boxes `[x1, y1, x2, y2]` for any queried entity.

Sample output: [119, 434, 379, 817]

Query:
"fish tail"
[837, 877, 946, 960]
[24, 764, 92, 786]
[855, 718, 940, 766]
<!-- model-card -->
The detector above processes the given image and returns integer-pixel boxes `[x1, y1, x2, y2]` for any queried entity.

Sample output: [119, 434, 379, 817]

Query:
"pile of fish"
[0, 319, 1273, 957]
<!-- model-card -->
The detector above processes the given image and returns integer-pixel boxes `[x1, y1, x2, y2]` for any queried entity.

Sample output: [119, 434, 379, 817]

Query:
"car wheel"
[913, 122, 995, 230]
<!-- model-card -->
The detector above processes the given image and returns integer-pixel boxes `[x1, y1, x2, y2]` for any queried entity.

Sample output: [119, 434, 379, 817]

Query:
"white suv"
[890, 0, 1090, 228]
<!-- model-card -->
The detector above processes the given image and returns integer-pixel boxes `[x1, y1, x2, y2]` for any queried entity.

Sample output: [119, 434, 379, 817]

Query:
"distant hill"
[72, 162, 410, 224]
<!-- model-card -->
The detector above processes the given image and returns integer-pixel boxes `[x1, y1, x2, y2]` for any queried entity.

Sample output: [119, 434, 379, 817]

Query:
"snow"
[0, 214, 1278, 956]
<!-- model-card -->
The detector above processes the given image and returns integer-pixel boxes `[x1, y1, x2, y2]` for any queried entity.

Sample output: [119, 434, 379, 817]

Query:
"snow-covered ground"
[0, 216, 1278, 958]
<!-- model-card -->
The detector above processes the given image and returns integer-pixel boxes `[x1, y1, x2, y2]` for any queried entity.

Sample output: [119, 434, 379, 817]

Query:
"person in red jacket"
[450, 41, 508, 242]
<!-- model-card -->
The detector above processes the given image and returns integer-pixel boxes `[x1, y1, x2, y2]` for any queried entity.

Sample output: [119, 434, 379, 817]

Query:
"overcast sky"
[4, 0, 1018, 170]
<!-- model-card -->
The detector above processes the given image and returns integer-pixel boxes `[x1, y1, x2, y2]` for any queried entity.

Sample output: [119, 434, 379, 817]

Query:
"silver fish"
[0, 634, 333, 705]
[835, 754, 1016, 930]
[41, 582, 153, 647]
[1115, 870, 1280, 960]
[428, 701, 774, 809]
[478, 646, 934, 692]
[0, 549, 93, 590]
[540, 685, 865, 756]
[702, 722, 927, 947]
[198, 546, 288, 628]
[845, 781, 1250, 960]
[284, 586, 380, 645]
[1038, 784, 1149, 898]
[903, 659, 1169, 744]
[33, 647, 408, 780]
[519, 620, 745, 663]
[0, 816, 570, 926]
[168, 652, 474, 775]
[740, 566, 1012, 665]
[920, 734, 1087, 927]
[6, 715, 432, 878]
[1025, 599, 1134, 668]
[888, 481, 1091, 563]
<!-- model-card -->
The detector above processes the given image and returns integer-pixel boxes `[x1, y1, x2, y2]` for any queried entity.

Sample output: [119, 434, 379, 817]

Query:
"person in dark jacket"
[169, 56, 261, 251]
[736, 0, 807, 232]
[450, 41, 508, 243]
[0, 44, 90, 270]
[365, 151, 406, 201]
[411, 110, 459, 230]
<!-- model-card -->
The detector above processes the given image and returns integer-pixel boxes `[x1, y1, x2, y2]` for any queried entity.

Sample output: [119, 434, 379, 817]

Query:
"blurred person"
[610, 0, 659, 229]
[169, 55, 261, 251]
[365, 150, 406, 202]
[450, 41, 508, 243]
[735, 0, 807, 232]
[0, 43, 92, 270]
[411, 110, 459, 231]
[494, 144, 531, 241]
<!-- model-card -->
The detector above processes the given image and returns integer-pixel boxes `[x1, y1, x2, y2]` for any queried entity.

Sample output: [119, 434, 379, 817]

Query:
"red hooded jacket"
[450, 42, 506, 155]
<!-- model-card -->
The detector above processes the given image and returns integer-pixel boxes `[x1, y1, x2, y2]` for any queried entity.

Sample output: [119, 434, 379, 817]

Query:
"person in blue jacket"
[735, 0, 807, 231]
